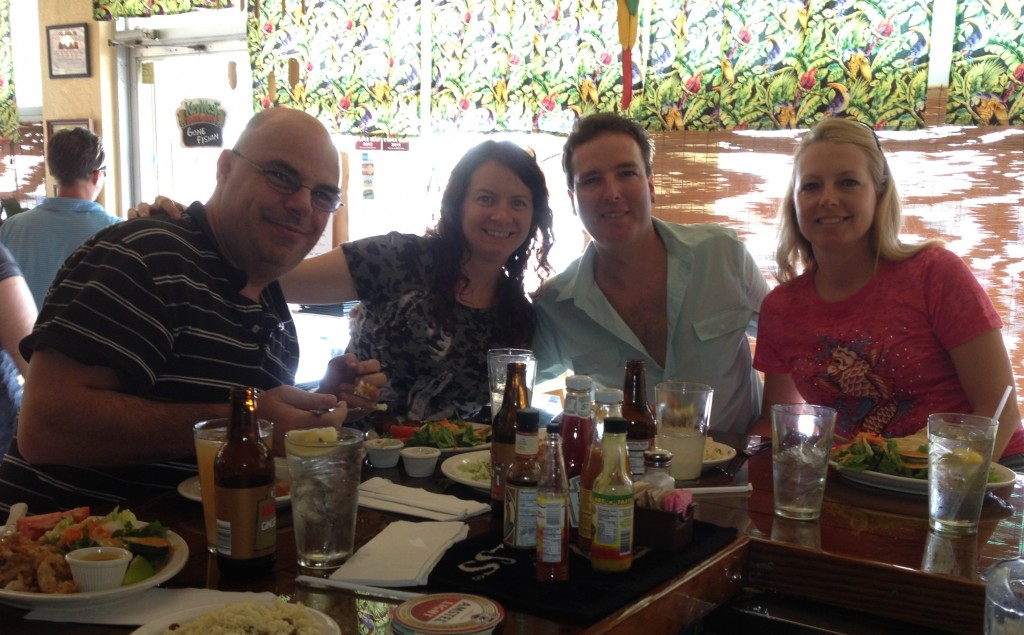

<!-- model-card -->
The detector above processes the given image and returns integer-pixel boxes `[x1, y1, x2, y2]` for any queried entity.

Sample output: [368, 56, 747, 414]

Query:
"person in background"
[0, 127, 121, 309]
[532, 113, 769, 435]
[0, 243, 36, 457]
[0, 108, 384, 514]
[752, 117, 1024, 468]
[282, 140, 554, 422]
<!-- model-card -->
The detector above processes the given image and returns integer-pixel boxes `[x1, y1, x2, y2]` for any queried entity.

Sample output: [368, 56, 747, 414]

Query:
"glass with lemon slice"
[285, 425, 365, 569]
[927, 413, 997, 536]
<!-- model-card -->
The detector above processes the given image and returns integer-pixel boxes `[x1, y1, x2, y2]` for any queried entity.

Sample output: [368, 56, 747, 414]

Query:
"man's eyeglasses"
[231, 150, 343, 213]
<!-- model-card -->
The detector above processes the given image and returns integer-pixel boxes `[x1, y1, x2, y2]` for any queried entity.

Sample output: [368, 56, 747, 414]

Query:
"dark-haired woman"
[282, 140, 555, 421]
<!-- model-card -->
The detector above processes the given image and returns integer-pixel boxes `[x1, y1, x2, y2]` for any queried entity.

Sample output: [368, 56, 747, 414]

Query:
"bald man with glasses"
[0, 108, 383, 514]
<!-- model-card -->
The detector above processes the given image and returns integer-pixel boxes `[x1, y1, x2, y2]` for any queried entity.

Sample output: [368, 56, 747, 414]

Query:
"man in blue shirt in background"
[0, 126, 120, 308]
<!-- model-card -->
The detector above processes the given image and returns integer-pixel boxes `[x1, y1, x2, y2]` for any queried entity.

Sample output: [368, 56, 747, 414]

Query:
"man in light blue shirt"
[0, 127, 120, 308]
[532, 113, 769, 435]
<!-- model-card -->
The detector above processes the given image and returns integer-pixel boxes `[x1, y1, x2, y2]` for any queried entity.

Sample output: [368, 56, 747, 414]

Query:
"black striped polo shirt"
[0, 202, 300, 514]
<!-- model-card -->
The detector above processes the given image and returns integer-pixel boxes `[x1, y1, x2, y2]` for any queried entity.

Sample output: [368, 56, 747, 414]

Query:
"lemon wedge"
[285, 426, 340, 458]
[950, 448, 984, 464]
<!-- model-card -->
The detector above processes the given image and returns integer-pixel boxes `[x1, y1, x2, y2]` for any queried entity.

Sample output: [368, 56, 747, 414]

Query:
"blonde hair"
[774, 118, 944, 283]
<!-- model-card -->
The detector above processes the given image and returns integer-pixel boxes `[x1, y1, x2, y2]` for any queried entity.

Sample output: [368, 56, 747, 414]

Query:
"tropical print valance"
[93, 0, 235, 21]
[60, 0, 1024, 133]
[0, 0, 16, 145]
[249, 0, 936, 136]
[946, 1, 1024, 126]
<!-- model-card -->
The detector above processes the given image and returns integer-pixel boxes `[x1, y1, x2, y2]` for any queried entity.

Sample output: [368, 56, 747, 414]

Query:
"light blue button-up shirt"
[532, 218, 769, 435]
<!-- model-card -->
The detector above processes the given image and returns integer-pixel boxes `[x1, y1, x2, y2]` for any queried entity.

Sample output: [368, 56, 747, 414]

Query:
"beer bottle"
[491, 361, 528, 509]
[537, 421, 570, 582]
[622, 360, 656, 480]
[590, 417, 633, 572]
[214, 386, 276, 575]
[504, 407, 540, 549]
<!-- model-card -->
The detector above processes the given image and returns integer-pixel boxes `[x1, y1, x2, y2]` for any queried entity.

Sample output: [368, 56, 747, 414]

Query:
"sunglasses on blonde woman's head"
[231, 150, 343, 213]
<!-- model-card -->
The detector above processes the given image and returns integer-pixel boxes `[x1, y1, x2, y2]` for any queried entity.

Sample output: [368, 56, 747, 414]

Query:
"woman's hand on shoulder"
[127, 196, 186, 220]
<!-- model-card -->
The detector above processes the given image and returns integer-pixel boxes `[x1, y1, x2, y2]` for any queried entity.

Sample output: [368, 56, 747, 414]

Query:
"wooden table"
[3, 437, 1019, 634]
[698, 445, 1022, 634]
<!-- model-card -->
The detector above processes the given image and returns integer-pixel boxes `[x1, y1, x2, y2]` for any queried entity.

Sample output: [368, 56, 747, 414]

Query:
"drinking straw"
[993, 385, 1013, 423]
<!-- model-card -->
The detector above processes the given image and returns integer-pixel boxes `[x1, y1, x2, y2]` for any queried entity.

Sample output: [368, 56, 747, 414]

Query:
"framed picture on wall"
[47, 23, 90, 79]
[46, 119, 93, 137]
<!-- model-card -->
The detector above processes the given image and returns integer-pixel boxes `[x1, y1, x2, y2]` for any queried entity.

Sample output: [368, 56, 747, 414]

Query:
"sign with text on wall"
[176, 99, 226, 148]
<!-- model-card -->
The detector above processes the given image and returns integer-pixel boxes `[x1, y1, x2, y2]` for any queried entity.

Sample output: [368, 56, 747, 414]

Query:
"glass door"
[123, 29, 253, 207]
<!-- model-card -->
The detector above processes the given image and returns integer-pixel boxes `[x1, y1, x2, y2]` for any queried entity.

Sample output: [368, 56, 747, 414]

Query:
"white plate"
[440, 450, 491, 490]
[0, 530, 188, 610]
[702, 441, 737, 470]
[130, 602, 340, 634]
[830, 461, 1017, 496]
[178, 458, 291, 506]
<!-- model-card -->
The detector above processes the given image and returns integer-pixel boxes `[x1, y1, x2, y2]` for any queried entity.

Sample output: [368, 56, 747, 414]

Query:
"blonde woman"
[752, 117, 1024, 468]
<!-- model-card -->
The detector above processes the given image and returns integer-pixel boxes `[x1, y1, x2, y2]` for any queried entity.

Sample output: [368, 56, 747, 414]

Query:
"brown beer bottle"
[214, 386, 276, 575]
[490, 361, 529, 510]
[622, 360, 656, 480]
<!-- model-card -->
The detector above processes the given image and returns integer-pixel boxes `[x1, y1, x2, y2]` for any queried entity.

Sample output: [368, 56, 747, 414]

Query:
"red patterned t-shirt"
[755, 247, 1024, 457]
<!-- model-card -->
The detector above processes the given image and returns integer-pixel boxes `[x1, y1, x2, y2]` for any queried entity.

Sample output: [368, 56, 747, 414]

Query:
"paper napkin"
[328, 520, 468, 587]
[358, 477, 490, 520]
[25, 588, 277, 625]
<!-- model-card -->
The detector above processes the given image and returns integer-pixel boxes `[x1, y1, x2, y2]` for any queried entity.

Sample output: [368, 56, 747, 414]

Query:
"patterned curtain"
[248, 0, 422, 137]
[945, 1, 1024, 126]
[252, 0, 931, 135]
[93, 0, 235, 21]
[0, 0, 17, 145]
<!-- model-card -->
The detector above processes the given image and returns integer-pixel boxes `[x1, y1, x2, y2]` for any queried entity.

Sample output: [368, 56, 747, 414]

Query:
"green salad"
[830, 433, 927, 479]
[831, 432, 1003, 483]
[403, 419, 490, 449]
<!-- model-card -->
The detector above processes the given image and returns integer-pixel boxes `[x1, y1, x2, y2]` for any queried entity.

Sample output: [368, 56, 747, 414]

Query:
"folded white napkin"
[25, 587, 277, 625]
[359, 477, 490, 520]
[327, 520, 467, 587]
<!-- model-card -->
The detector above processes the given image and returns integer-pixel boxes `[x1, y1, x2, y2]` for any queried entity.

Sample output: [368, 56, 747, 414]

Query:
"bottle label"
[591, 492, 633, 560]
[567, 475, 581, 528]
[565, 393, 592, 418]
[215, 485, 276, 559]
[536, 494, 568, 563]
[626, 439, 651, 478]
[577, 486, 593, 542]
[515, 432, 538, 456]
[504, 484, 538, 548]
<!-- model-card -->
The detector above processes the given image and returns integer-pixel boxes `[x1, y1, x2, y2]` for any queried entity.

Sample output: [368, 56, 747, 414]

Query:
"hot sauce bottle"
[590, 417, 633, 572]
[560, 374, 593, 480]
[536, 421, 569, 582]
[214, 386, 276, 575]
[577, 387, 621, 553]
[504, 407, 540, 549]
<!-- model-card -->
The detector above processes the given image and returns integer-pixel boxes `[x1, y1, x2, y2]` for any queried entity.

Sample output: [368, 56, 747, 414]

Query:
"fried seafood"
[0, 532, 77, 593]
